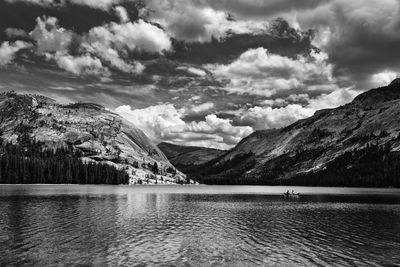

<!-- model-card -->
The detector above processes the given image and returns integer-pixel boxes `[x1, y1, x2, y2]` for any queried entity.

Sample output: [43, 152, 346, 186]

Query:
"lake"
[0, 185, 400, 266]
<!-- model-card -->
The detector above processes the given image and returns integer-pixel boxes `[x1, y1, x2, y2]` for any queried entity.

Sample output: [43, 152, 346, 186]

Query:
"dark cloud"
[295, 0, 400, 89]
[169, 25, 314, 65]
[0, 1, 119, 40]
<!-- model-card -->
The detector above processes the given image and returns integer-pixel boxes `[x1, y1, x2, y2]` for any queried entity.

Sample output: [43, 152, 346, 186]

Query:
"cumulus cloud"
[26, 10, 168, 75]
[111, 19, 172, 54]
[69, 0, 119, 10]
[176, 66, 207, 77]
[115, 104, 252, 149]
[0, 41, 32, 66]
[370, 70, 399, 87]
[78, 14, 171, 73]
[206, 47, 335, 97]
[86, 18, 172, 55]
[30, 16, 73, 54]
[188, 101, 214, 113]
[238, 88, 359, 130]
[294, 0, 400, 88]
[5, 28, 28, 38]
[189, 0, 327, 19]
[82, 41, 144, 74]
[115, 5, 129, 22]
[147, 0, 268, 43]
[54, 53, 109, 76]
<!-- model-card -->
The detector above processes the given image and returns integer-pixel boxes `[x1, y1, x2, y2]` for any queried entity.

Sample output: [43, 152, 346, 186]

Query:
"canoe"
[283, 193, 300, 198]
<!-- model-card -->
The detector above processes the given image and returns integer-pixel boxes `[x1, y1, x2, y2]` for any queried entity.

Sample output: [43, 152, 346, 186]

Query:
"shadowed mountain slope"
[187, 80, 400, 186]
[158, 142, 226, 167]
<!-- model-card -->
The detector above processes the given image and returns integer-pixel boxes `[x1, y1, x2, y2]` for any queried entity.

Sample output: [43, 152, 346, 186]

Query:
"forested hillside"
[0, 138, 129, 184]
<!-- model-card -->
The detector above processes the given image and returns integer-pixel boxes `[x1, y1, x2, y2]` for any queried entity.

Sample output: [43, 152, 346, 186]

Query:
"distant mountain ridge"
[0, 91, 185, 184]
[183, 80, 400, 187]
[158, 142, 226, 167]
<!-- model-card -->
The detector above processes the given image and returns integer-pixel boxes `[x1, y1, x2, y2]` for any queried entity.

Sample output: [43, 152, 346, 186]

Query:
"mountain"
[158, 142, 226, 167]
[188, 79, 400, 187]
[0, 91, 186, 184]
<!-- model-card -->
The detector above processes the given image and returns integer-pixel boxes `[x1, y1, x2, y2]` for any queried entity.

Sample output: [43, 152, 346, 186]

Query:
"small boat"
[283, 192, 300, 198]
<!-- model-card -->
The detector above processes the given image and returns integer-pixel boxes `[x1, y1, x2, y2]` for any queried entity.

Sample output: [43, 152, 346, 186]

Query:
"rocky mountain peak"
[390, 77, 400, 86]
[352, 79, 400, 106]
[0, 92, 187, 184]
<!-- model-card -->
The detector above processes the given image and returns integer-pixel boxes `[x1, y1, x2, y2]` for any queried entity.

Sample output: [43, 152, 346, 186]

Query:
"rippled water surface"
[1, 185, 400, 266]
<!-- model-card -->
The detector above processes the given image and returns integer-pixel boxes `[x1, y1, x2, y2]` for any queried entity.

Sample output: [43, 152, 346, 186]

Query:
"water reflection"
[0, 185, 399, 266]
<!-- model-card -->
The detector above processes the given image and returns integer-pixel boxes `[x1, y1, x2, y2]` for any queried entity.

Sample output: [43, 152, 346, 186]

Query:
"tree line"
[286, 143, 400, 187]
[0, 139, 129, 185]
[181, 143, 400, 187]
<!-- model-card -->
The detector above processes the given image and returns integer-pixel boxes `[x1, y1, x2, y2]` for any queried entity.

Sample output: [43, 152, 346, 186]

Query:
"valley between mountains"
[2, 79, 400, 187]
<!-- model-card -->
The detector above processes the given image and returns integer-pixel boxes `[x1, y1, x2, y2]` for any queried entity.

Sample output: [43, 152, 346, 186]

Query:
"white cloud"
[115, 5, 129, 23]
[206, 47, 335, 97]
[176, 66, 207, 76]
[189, 101, 214, 113]
[27, 14, 167, 75]
[5, 28, 28, 38]
[147, 0, 268, 42]
[238, 88, 359, 130]
[307, 87, 359, 110]
[70, 0, 119, 10]
[0, 41, 32, 66]
[111, 20, 172, 54]
[371, 70, 398, 87]
[80, 18, 172, 74]
[115, 104, 252, 149]
[87, 19, 172, 55]
[82, 42, 144, 74]
[30, 16, 73, 54]
[54, 53, 109, 76]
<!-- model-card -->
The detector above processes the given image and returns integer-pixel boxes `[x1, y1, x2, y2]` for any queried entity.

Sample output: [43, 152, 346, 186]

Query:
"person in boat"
[285, 190, 290, 196]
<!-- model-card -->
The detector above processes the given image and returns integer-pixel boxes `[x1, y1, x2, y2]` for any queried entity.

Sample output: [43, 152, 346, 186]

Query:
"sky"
[0, 0, 399, 149]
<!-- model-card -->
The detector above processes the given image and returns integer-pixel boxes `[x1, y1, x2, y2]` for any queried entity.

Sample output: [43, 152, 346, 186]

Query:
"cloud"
[206, 47, 335, 96]
[5, 28, 28, 38]
[86, 19, 172, 55]
[78, 14, 171, 74]
[294, 0, 400, 89]
[370, 70, 399, 87]
[0, 41, 32, 66]
[188, 101, 214, 113]
[26, 12, 167, 75]
[111, 19, 172, 54]
[54, 53, 109, 76]
[176, 66, 207, 77]
[82, 41, 144, 74]
[238, 88, 359, 130]
[30, 16, 73, 54]
[5, 0, 59, 6]
[147, 0, 268, 43]
[115, 5, 129, 23]
[115, 104, 252, 149]
[69, 0, 119, 10]
[188, 0, 328, 19]
[5, 0, 120, 9]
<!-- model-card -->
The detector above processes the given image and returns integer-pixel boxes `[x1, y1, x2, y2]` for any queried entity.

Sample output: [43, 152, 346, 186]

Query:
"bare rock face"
[196, 80, 400, 183]
[0, 91, 186, 184]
